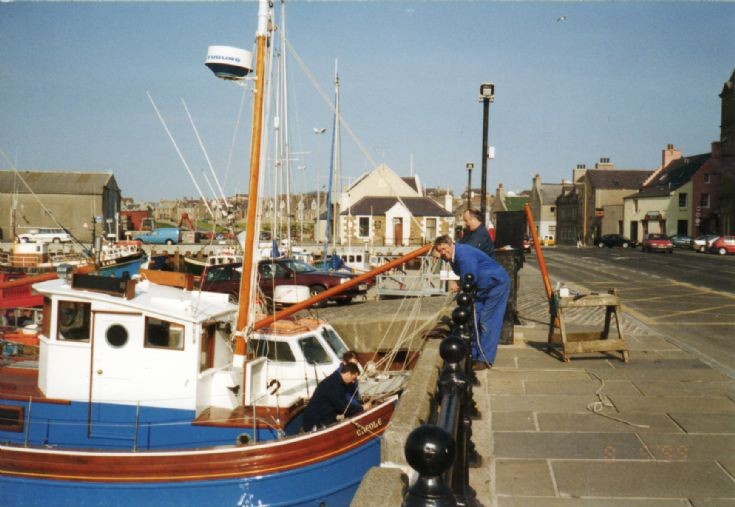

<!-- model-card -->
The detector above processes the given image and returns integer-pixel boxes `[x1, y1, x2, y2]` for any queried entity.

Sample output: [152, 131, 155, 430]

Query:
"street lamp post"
[479, 83, 495, 223]
[465, 162, 474, 210]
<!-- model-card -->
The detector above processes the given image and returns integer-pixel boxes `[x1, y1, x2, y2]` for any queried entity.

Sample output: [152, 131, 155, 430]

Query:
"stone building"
[0, 170, 121, 242]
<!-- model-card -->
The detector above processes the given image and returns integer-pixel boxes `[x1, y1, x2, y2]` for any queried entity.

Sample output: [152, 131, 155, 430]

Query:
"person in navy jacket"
[460, 208, 495, 258]
[433, 234, 510, 370]
[301, 362, 368, 431]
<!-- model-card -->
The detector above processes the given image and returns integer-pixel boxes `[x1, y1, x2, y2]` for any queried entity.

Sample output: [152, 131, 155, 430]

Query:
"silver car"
[691, 234, 720, 253]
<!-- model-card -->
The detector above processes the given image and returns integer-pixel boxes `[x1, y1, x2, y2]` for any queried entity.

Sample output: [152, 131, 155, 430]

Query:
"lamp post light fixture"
[465, 162, 474, 210]
[479, 82, 495, 223]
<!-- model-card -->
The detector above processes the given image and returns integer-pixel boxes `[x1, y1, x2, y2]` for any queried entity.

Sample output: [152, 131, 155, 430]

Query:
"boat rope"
[586, 370, 650, 429]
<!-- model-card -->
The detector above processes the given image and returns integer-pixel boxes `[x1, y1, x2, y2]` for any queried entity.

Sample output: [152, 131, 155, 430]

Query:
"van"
[135, 227, 180, 245]
[17, 227, 73, 244]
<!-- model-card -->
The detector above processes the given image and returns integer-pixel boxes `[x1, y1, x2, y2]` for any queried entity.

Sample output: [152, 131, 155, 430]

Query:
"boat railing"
[402, 282, 480, 506]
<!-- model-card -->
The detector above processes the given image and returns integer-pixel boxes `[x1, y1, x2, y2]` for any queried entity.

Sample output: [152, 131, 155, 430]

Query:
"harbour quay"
[351, 264, 735, 507]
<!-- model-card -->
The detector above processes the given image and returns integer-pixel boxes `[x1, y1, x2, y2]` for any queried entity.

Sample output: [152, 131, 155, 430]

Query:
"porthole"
[106, 324, 128, 348]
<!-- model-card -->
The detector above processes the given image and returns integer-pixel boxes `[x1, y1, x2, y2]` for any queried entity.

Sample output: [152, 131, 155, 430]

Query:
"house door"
[393, 218, 403, 246]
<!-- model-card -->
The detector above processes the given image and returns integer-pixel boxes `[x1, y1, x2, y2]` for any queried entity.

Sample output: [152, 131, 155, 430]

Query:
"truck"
[135, 227, 180, 245]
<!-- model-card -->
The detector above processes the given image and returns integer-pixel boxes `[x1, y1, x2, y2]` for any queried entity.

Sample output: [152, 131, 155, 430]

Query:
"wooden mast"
[234, 0, 271, 363]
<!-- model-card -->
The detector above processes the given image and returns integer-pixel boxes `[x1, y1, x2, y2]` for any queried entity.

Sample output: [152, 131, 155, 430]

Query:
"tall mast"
[234, 0, 271, 363]
[323, 61, 339, 262]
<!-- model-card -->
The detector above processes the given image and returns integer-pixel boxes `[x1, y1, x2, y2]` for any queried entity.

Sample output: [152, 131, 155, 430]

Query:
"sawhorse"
[547, 288, 629, 363]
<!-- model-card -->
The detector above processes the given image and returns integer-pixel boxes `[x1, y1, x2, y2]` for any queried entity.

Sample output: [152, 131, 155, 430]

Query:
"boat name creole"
[355, 417, 384, 437]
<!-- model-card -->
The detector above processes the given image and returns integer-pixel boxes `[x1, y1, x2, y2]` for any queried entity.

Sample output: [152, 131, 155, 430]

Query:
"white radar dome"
[205, 46, 253, 80]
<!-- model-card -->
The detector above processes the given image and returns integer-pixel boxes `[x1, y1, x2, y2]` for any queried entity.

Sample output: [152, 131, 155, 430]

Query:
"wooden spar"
[0, 272, 59, 289]
[254, 244, 432, 330]
[524, 203, 553, 300]
[235, 0, 270, 358]
[0, 264, 95, 290]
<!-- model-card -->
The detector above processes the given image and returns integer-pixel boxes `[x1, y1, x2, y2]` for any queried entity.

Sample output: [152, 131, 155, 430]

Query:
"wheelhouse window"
[0, 405, 24, 432]
[248, 338, 296, 362]
[298, 335, 331, 365]
[145, 317, 184, 350]
[358, 217, 370, 238]
[321, 328, 348, 359]
[57, 300, 91, 341]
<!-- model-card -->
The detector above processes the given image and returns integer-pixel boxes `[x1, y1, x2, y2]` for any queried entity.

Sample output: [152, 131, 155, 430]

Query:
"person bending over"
[433, 234, 509, 370]
[301, 362, 370, 431]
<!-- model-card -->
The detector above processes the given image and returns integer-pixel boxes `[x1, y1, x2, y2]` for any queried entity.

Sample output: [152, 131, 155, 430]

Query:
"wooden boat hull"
[0, 400, 394, 506]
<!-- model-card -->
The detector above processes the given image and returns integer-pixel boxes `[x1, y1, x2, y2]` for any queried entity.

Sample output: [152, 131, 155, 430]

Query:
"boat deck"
[0, 365, 49, 401]
[194, 399, 305, 430]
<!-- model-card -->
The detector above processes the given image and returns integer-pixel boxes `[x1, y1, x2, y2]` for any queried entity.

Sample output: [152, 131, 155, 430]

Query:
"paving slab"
[586, 367, 732, 382]
[517, 355, 620, 370]
[639, 434, 735, 461]
[668, 413, 735, 434]
[491, 394, 600, 413]
[485, 377, 526, 395]
[608, 395, 735, 414]
[689, 500, 735, 507]
[524, 379, 640, 396]
[498, 498, 692, 507]
[494, 431, 650, 459]
[538, 413, 683, 434]
[494, 459, 556, 496]
[492, 411, 537, 431]
[608, 358, 713, 370]
[552, 461, 735, 498]
[488, 369, 591, 382]
[633, 381, 735, 398]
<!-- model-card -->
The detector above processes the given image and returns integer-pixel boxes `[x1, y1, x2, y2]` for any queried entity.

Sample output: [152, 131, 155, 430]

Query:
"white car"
[691, 234, 719, 253]
[17, 227, 73, 244]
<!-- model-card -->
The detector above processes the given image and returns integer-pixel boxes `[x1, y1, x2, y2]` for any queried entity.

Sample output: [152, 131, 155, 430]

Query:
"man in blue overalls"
[433, 234, 510, 370]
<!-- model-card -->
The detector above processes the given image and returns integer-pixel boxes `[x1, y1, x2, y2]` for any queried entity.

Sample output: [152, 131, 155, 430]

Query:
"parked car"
[668, 234, 693, 249]
[641, 233, 673, 254]
[200, 258, 368, 308]
[692, 234, 720, 253]
[17, 227, 72, 244]
[135, 227, 180, 245]
[709, 235, 735, 255]
[595, 234, 636, 249]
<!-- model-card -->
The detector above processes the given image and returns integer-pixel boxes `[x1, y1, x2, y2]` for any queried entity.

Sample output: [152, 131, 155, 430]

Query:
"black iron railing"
[402, 276, 482, 507]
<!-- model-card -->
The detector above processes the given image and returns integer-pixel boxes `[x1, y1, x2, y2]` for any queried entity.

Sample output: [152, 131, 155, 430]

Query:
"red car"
[641, 233, 673, 254]
[200, 258, 368, 308]
[710, 235, 735, 255]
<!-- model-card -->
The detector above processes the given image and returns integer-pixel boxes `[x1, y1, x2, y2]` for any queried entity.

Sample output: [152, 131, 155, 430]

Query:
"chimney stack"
[662, 143, 682, 168]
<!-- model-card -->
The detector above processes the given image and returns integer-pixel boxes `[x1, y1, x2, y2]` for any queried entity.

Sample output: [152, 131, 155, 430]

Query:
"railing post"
[402, 425, 457, 507]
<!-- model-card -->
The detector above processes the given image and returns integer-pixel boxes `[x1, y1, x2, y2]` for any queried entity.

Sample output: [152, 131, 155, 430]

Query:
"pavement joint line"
[546, 458, 561, 497]
[655, 302, 735, 320]
[715, 459, 735, 482]
[634, 432, 656, 460]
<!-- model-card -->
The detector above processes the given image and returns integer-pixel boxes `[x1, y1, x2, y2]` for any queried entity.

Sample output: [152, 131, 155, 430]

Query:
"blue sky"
[1, 1, 733, 202]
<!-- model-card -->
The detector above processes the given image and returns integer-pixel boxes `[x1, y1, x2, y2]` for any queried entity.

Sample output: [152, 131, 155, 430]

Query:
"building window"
[703, 173, 711, 184]
[358, 217, 370, 237]
[699, 193, 710, 208]
[425, 218, 437, 239]
[145, 317, 184, 350]
[57, 301, 91, 342]
[678, 193, 687, 208]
